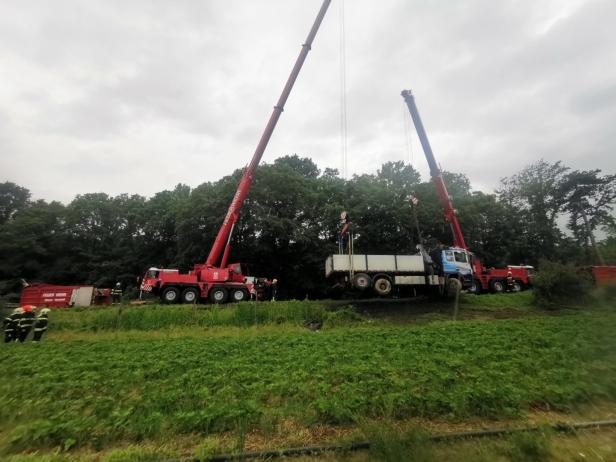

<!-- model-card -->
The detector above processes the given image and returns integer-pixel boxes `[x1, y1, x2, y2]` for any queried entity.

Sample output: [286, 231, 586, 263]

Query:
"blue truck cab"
[431, 247, 474, 289]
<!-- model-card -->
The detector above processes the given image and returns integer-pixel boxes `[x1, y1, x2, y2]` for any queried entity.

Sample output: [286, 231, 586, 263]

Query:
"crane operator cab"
[430, 247, 474, 290]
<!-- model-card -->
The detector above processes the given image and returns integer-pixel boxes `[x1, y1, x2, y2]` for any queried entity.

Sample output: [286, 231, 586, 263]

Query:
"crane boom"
[206, 0, 332, 267]
[401, 89, 468, 250]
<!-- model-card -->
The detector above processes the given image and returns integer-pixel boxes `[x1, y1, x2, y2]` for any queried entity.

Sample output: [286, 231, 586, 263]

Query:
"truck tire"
[230, 288, 248, 302]
[353, 273, 372, 290]
[373, 277, 392, 296]
[490, 280, 505, 293]
[445, 277, 462, 298]
[209, 287, 228, 304]
[181, 287, 199, 304]
[469, 279, 482, 294]
[161, 287, 180, 304]
[512, 281, 522, 292]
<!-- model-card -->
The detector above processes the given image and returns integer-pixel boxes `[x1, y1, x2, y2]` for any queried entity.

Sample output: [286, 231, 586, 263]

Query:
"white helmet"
[40, 308, 51, 315]
[13, 307, 24, 314]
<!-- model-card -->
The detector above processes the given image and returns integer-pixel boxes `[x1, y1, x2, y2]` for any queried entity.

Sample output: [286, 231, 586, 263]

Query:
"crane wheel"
[209, 287, 228, 304]
[161, 287, 180, 304]
[230, 288, 248, 303]
[490, 280, 505, 293]
[181, 287, 199, 304]
[373, 277, 392, 296]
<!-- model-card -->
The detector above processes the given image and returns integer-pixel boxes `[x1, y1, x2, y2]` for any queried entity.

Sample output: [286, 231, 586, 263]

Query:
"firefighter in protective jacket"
[3, 307, 23, 343]
[112, 282, 123, 304]
[32, 308, 50, 342]
[506, 271, 514, 291]
[18, 305, 36, 342]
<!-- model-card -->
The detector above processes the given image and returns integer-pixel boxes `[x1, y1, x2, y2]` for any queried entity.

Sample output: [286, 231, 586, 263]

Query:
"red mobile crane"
[140, 0, 332, 304]
[401, 90, 533, 293]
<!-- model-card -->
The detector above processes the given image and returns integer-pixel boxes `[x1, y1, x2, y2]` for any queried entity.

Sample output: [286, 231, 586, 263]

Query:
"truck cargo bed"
[325, 254, 426, 278]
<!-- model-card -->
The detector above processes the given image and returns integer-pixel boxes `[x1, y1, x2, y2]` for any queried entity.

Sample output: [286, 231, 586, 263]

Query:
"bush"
[532, 260, 593, 307]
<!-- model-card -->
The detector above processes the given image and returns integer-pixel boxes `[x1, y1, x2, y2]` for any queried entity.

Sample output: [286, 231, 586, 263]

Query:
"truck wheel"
[161, 287, 180, 304]
[353, 273, 372, 290]
[469, 279, 482, 294]
[373, 277, 392, 296]
[209, 287, 228, 304]
[512, 281, 522, 292]
[230, 288, 248, 302]
[181, 287, 199, 304]
[491, 280, 505, 293]
[446, 278, 462, 298]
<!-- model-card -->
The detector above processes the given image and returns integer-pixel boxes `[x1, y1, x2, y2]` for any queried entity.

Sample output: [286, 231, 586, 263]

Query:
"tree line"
[1, 155, 615, 300]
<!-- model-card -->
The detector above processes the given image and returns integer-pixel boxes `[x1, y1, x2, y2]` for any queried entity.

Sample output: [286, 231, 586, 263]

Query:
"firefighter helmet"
[22, 305, 35, 312]
[40, 308, 51, 315]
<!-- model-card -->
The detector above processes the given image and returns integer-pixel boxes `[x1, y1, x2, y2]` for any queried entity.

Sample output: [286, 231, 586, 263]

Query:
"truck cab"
[431, 247, 474, 289]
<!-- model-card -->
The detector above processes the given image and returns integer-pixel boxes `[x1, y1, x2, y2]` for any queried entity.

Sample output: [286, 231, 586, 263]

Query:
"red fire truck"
[140, 0, 331, 304]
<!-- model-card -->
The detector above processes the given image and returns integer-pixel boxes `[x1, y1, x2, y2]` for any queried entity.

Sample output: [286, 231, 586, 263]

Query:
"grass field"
[1, 297, 615, 461]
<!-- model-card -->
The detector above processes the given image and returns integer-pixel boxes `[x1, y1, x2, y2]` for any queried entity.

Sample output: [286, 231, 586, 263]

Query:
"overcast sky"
[1, 0, 615, 203]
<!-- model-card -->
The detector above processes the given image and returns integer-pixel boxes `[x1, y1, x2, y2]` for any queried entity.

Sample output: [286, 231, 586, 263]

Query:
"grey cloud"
[0, 0, 614, 204]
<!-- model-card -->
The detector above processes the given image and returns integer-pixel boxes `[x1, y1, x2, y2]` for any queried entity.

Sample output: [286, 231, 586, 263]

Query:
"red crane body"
[207, 0, 331, 269]
[141, 0, 332, 304]
[402, 90, 533, 293]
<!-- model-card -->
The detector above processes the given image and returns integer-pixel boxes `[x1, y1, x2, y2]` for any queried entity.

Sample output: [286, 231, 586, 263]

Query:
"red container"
[20, 284, 94, 308]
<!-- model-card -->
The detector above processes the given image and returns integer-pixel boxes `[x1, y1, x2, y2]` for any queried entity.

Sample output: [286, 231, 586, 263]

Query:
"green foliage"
[498, 160, 571, 262]
[561, 170, 616, 263]
[1, 312, 614, 454]
[48, 301, 358, 331]
[101, 446, 173, 462]
[460, 291, 533, 310]
[532, 260, 594, 307]
[0, 181, 30, 225]
[506, 429, 552, 462]
[1, 157, 614, 298]
[363, 422, 434, 462]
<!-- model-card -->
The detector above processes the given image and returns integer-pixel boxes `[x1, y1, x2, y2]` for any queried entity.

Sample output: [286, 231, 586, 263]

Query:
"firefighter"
[112, 282, 123, 304]
[32, 308, 50, 343]
[18, 305, 36, 342]
[506, 271, 514, 291]
[3, 307, 23, 343]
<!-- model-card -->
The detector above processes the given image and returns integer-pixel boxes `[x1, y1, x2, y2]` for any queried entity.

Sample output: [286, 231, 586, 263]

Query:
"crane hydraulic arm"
[401, 90, 468, 250]
[206, 0, 332, 268]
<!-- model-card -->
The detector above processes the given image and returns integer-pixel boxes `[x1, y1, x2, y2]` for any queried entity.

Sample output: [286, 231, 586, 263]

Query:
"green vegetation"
[1, 307, 615, 457]
[532, 261, 594, 307]
[362, 423, 433, 462]
[460, 291, 534, 310]
[1, 158, 614, 303]
[506, 429, 552, 462]
[49, 300, 359, 331]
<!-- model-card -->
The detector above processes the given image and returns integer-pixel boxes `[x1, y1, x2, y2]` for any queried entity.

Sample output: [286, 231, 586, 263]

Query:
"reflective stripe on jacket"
[34, 317, 49, 332]
[19, 312, 35, 328]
